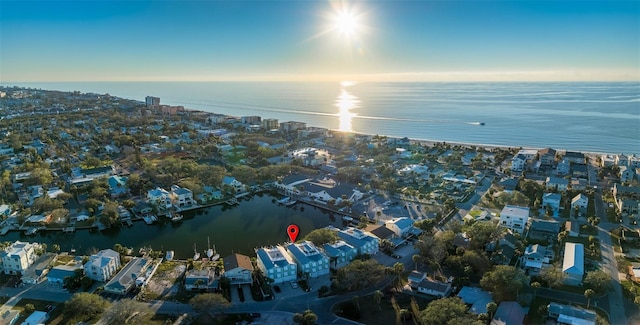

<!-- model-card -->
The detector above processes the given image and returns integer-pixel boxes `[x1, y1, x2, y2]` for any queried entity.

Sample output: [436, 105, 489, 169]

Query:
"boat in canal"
[143, 215, 157, 225]
[165, 250, 174, 261]
[206, 237, 220, 261]
[193, 243, 200, 260]
[170, 213, 183, 222]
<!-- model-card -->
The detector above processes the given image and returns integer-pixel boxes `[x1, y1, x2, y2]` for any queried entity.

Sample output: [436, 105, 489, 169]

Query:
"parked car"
[290, 281, 299, 289]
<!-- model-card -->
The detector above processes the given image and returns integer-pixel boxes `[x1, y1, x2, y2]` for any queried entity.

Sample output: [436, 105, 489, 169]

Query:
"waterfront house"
[520, 244, 553, 275]
[562, 242, 584, 286]
[22, 253, 56, 284]
[385, 217, 415, 238]
[571, 163, 588, 179]
[332, 226, 380, 255]
[286, 241, 330, 278]
[147, 187, 172, 210]
[222, 253, 253, 285]
[323, 240, 357, 270]
[196, 186, 223, 204]
[170, 185, 194, 207]
[571, 193, 589, 216]
[185, 268, 218, 291]
[104, 257, 153, 295]
[84, 249, 120, 282]
[491, 301, 527, 325]
[620, 166, 635, 182]
[499, 205, 530, 235]
[616, 154, 630, 166]
[256, 246, 297, 284]
[542, 193, 561, 215]
[364, 224, 397, 241]
[564, 151, 586, 164]
[0, 241, 39, 275]
[222, 176, 244, 193]
[600, 154, 616, 167]
[47, 264, 82, 284]
[548, 302, 596, 325]
[417, 278, 452, 298]
[301, 178, 363, 205]
[538, 148, 557, 166]
[546, 177, 569, 191]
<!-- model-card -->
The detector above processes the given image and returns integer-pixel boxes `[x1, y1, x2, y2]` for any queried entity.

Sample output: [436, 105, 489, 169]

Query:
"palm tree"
[373, 290, 383, 311]
[584, 289, 595, 308]
[393, 262, 405, 290]
[412, 254, 420, 271]
[530, 281, 541, 299]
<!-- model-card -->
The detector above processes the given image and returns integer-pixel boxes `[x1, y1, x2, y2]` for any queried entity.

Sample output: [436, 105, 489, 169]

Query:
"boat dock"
[63, 226, 75, 233]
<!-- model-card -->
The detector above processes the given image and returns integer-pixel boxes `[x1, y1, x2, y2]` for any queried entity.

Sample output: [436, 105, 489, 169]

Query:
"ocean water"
[3, 81, 639, 154]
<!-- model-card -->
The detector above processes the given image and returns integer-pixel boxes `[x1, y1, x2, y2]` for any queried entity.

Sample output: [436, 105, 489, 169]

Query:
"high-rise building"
[145, 96, 160, 107]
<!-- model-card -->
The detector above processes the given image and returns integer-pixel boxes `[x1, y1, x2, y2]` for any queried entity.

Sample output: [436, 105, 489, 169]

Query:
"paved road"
[598, 222, 628, 325]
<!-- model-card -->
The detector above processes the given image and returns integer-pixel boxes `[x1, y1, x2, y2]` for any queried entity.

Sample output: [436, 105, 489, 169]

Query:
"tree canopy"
[293, 309, 318, 325]
[304, 228, 339, 246]
[100, 298, 153, 324]
[335, 259, 387, 291]
[480, 265, 527, 302]
[189, 293, 230, 316]
[420, 297, 480, 325]
[584, 270, 612, 293]
[64, 293, 110, 322]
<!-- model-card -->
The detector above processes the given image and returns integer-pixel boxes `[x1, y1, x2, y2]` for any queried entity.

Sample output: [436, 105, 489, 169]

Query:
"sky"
[1, 0, 639, 82]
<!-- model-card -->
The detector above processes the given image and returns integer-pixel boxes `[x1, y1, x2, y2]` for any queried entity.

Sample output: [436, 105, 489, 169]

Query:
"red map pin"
[287, 224, 299, 242]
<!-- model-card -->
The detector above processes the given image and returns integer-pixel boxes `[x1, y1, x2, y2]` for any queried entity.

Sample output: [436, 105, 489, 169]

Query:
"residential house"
[538, 148, 557, 166]
[564, 151, 586, 164]
[84, 249, 121, 282]
[571, 194, 589, 217]
[548, 302, 596, 325]
[620, 166, 635, 182]
[197, 186, 223, 204]
[301, 178, 363, 205]
[104, 257, 153, 295]
[185, 268, 217, 291]
[107, 175, 128, 197]
[0, 204, 11, 217]
[499, 205, 530, 234]
[489, 231, 518, 265]
[286, 241, 330, 278]
[47, 264, 83, 284]
[511, 154, 526, 172]
[385, 217, 415, 238]
[323, 241, 357, 270]
[408, 271, 426, 288]
[556, 159, 571, 176]
[528, 219, 560, 241]
[570, 178, 588, 191]
[546, 177, 569, 191]
[333, 226, 380, 255]
[542, 193, 561, 215]
[457, 286, 494, 314]
[147, 187, 172, 210]
[21, 253, 56, 284]
[170, 185, 194, 207]
[256, 246, 297, 284]
[520, 244, 552, 275]
[564, 221, 580, 237]
[491, 301, 527, 325]
[499, 178, 519, 192]
[0, 241, 39, 275]
[417, 278, 452, 298]
[616, 154, 630, 167]
[600, 155, 616, 167]
[21, 311, 48, 325]
[222, 176, 244, 193]
[571, 164, 588, 179]
[562, 242, 584, 286]
[613, 184, 640, 214]
[222, 253, 253, 285]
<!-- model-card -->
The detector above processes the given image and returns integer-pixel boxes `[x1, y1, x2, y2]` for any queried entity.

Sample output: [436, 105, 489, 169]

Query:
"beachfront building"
[332, 226, 380, 255]
[279, 121, 306, 133]
[0, 241, 39, 275]
[323, 241, 357, 270]
[222, 253, 254, 285]
[499, 205, 530, 234]
[562, 242, 584, 286]
[147, 187, 172, 210]
[84, 249, 121, 282]
[538, 148, 557, 166]
[511, 154, 526, 172]
[256, 246, 297, 284]
[262, 118, 279, 130]
[564, 151, 586, 164]
[286, 241, 330, 278]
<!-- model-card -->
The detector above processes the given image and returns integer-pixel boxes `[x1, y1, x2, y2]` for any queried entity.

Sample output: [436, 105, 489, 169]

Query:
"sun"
[334, 10, 358, 37]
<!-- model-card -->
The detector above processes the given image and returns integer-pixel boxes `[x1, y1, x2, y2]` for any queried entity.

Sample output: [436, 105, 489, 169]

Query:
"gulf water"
[3, 81, 639, 154]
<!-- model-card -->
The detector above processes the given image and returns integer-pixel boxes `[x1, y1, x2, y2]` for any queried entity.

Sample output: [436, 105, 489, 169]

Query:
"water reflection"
[335, 81, 359, 132]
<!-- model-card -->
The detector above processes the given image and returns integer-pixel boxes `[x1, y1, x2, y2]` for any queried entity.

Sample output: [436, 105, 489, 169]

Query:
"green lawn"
[13, 299, 63, 325]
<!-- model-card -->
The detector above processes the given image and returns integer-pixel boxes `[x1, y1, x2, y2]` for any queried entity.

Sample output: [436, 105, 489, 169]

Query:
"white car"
[290, 281, 299, 289]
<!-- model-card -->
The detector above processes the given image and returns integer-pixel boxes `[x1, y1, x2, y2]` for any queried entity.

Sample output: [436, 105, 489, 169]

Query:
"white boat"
[25, 227, 38, 236]
[285, 199, 297, 206]
[171, 214, 183, 222]
[211, 245, 220, 261]
[342, 216, 354, 221]
[277, 197, 291, 205]
[206, 237, 214, 258]
[193, 243, 200, 260]
[165, 250, 174, 261]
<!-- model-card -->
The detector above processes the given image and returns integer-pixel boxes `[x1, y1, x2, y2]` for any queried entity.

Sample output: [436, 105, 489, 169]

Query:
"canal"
[1, 194, 346, 259]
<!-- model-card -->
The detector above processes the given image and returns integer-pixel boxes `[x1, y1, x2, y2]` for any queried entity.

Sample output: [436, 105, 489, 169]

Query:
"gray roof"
[223, 253, 253, 272]
[286, 241, 327, 265]
[491, 301, 526, 325]
[562, 242, 584, 275]
[323, 241, 356, 258]
[548, 302, 596, 323]
[530, 219, 560, 233]
[334, 227, 378, 249]
[457, 286, 493, 314]
[500, 205, 530, 218]
[104, 257, 151, 294]
[546, 177, 569, 186]
[418, 278, 450, 294]
[256, 246, 295, 270]
[524, 244, 547, 258]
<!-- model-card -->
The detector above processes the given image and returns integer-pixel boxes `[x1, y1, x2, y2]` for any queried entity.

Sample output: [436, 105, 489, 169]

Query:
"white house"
[170, 185, 194, 207]
[520, 244, 552, 275]
[333, 226, 380, 255]
[84, 249, 121, 282]
[184, 268, 217, 291]
[542, 193, 561, 214]
[147, 187, 172, 210]
[511, 154, 526, 172]
[104, 257, 153, 295]
[398, 164, 429, 177]
[562, 242, 584, 286]
[548, 302, 596, 325]
[0, 241, 39, 275]
[499, 205, 530, 234]
[286, 241, 330, 278]
[222, 176, 244, 193]
[546, 177, 569, 191]
[222, 253, 253, 285]
[571, 194, 589, 216]
[323, 241, 357, 270]
[417, 278, 452, 297]
[256, 246, 297, 284]
[385, 217, 414, 238]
